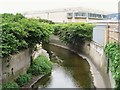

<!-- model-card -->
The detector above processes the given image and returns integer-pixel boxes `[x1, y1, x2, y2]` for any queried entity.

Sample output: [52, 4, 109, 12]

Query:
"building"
[107, 13, 120, 20]
[23, 7, 109, 23]
[88, 12, 120, 45]
[88, 20, 119, 46]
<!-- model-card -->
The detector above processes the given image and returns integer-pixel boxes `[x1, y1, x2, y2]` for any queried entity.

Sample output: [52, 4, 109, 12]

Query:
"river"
[32, 44, 94, 89]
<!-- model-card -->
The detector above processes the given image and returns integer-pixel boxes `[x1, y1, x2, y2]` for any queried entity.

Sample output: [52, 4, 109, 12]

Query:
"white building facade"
[23, 7, 109, 23]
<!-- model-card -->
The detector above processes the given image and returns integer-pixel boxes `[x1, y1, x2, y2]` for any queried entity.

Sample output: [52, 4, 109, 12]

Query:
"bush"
[27, 55, 52, 75]
[2, 13, 25, 23]
[52, 24, 64, 35]
[38, 18, 54, 24]
[105, 43, 120, 89]
[1, 13, 54, 58]
[53, 23, 93, 45]
[2, 82, 19, 90]
[15, 74, 32, 87]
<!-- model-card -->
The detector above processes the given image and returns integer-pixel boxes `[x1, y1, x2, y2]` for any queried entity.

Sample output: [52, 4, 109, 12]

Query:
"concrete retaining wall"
[0, 49, 31, 83]
[50, 35, 115, 88]
[0, 46, 50, 84]
[82, 41, 115, 88]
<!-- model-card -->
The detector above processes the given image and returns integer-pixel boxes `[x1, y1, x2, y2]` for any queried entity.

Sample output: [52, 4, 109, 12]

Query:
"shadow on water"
[32, 44, 94, 89]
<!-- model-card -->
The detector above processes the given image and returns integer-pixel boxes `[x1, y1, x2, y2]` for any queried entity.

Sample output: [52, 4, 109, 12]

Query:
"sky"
[0, 0, 119, 14]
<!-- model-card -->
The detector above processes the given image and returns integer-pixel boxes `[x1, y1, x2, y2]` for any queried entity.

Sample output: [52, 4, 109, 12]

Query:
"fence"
[108, 23, 120, 44]
[92, 21, 119, 46]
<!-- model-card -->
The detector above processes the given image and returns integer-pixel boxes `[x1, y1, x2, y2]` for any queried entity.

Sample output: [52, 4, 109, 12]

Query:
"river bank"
[33, 43, 95, 88]
[49, 43, 106, 88]
[49, 35, 112, 88]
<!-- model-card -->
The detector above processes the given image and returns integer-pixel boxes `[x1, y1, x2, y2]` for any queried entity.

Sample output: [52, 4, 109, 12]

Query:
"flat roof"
[23, 7, 111, 15]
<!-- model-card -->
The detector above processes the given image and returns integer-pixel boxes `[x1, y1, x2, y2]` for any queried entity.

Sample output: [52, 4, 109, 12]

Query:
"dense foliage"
[105, 43, 120, 89]
[27, 55, 52, 75]
[38, 18, 54, 24]
[2, 82, 19, 90]
[15, 74, 32, 87]
[53, 23, 93, 46]
[2, 13, 25, 23]
[1, 13, 53, 57]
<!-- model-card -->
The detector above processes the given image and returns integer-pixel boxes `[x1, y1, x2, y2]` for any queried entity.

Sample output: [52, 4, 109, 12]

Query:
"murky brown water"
[33, 44, 94, 88]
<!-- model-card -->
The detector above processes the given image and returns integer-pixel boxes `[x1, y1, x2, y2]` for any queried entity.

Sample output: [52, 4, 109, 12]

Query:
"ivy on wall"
[105, 43, 120, 89]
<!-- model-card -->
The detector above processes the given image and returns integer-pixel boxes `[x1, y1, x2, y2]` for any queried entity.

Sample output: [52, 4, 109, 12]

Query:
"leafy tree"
[2, 13, 25, 23]
[38, 18, 54, 24]
[1, 13, 53, 58]
[53, 23, 93, 46]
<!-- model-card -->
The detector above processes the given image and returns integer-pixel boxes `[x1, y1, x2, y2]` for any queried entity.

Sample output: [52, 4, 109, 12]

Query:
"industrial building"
[23, 7, 109, 23]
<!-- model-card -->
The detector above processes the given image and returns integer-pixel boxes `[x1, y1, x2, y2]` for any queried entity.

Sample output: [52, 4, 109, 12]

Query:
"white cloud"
[0, 0, 119, 13]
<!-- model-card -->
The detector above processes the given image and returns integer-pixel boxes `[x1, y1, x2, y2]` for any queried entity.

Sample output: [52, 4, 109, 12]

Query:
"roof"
[23, 7, 110, 15]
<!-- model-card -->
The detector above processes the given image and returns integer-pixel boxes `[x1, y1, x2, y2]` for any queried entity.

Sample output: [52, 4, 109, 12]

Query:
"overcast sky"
[0, 0, 119, 13]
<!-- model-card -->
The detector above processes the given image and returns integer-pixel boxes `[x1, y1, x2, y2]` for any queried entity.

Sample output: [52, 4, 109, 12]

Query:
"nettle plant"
[105, 43, 120, 89]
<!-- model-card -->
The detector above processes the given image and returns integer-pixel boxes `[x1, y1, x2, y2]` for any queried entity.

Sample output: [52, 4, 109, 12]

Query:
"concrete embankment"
[0, 49, 31, 83]
[0, 46, 51, 87]
[22, 48, 51, 88]
[49, 35, 114, 88]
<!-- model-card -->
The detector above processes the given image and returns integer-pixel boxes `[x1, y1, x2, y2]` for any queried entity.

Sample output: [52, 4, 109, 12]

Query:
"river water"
[33, 44, 94, 88]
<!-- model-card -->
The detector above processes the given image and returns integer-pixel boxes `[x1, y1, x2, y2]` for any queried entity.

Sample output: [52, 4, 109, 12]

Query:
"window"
[96, 14, 102, 18]
[88, 13, 103, 19]
[88, 13, 96, 18]
[74, 12, 86, 18]
[103, 15, 107, 19]
[67, 13, 73, 18]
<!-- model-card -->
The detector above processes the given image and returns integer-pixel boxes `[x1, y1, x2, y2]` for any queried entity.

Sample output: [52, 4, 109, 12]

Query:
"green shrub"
[15, 74, 32, 87]
[52, 24, 64, 35]
[2, 13, 25, 23]
[1, 13, 54, 58]
[38, 18, 54, 24]
[105, 43, 120, 89]
[27, 55, 52, 75]
[53, 23, 93, 46]
[2, 82, 19, 90]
